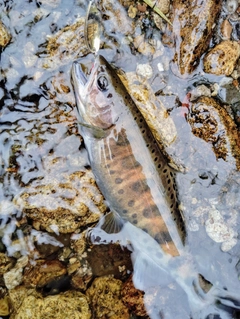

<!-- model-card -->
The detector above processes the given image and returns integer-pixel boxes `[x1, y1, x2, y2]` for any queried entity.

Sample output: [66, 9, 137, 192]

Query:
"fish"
[71, 53, 240, 318]
[71, 53, 186, 257]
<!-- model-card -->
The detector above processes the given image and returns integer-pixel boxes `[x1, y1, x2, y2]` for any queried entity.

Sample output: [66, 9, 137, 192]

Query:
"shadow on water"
[0, 0, 240, 318]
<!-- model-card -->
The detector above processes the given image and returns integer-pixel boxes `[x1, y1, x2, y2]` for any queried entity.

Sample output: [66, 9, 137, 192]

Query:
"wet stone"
[121, 275, 148, 317]
[172, 0, 222, 76]
[86, 276, 129, 319]
[41, 18, 89, 69]
[15, 170, 107, 233]
[187, 96, 240, 170]
[9, 287, 91, 319]
[87, 244, 132, 280]
[0, 21, 11, 48]
[23, 260, 67, 288]
[203, 40, 240, 76]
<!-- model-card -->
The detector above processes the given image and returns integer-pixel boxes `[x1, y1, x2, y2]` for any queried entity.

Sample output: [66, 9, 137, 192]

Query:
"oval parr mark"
[154, 231, 172, 245]
[142, 205, 158, 218]
[128, 200, 135, 207]
[130, 180, 149, 194]
[115, 177, 123, 184]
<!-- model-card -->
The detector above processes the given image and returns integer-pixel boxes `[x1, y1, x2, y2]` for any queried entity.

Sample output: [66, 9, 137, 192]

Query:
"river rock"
[86, 276, 129, 319]
[187, 96, 240, 170]
[203, 40, 240, 75]
[172, 0, 222, 76]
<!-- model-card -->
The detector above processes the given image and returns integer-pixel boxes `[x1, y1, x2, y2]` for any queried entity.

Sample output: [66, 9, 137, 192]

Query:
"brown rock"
[203, 40, 240, 76]
[172, 0, 222, 76]
[0, 253, 15, 276]
[87, 244, 132, 280]
[16, 170, 107, 233]
[221, 19, 233, 40]
[121, 275, 148, 316]
[86, 276, 129, 319]
[23, 260, 67, 288]
[0, 21, 11, 47]
[9, 288, 91, 319]
[187, 96, 240, 169]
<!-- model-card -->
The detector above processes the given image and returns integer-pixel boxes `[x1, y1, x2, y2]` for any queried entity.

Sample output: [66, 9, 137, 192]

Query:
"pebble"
[10, 288, 91, 319]
[155, 0, 170, 14]
[137, 3, 147, 12]
[0, 296, 9, 316]
[203, 40, 240, 76]
[86, 276, 129, 319]
[226, 0, 238, 13]
[128, 5, 138, 19]
[0, 21, 11, 47]
[190, 84, 211, 101]
[136, 63, 153, 79]
[205, 209, 236, 246]
[221, 19, 233, 40]
[3, 256, 28, 290]
[121, 276, 147, 316]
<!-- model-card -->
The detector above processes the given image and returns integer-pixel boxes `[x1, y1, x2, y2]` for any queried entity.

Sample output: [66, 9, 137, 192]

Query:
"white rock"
[136, 64, 153, 79]
[157, 62, 164, 72]
[205, 209, 235, 243]
[221, 238, 238, 251]
[3, 256, 28, 290]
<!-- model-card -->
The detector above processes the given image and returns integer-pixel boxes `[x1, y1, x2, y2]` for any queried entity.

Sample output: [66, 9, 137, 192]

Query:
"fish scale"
[71, 54, 186, 257]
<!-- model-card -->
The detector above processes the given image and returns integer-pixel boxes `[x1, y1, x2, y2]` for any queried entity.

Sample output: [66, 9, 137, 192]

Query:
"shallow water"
[0, 0, 240, 318]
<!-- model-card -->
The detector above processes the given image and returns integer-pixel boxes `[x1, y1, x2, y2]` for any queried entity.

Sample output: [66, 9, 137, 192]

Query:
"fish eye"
[97, 75, 108, 91]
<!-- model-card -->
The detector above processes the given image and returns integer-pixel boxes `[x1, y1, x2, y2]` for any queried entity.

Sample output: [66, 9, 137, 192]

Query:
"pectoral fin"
[99, 211, 125, 234]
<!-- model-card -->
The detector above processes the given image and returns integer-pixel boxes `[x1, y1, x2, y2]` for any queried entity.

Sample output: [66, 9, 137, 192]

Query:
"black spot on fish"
[142, 206, 158, 218]
[168, 179, 171, 184]
[158, 163, 162, 169]
[154, 231, 172, 245]
[132, 213, 137, 219]
[107, 93, 112, 98]
[118, 189, 124, 194]
[128, 200, 135, 207]
[110, 170, 115, 175]
[115, 178, 123, 184]
[132, 219, 138, 224]
[131, 180, 149, 193]
[171, 193, 174, 200]
[163, 168, 167, 174]
[122, 209, 128, 214]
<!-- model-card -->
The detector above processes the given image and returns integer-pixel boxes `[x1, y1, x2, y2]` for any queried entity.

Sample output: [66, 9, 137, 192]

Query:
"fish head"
[72, 54, 122, 131]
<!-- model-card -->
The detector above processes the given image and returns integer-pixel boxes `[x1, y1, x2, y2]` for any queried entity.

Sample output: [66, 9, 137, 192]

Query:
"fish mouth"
[71, 53, 97, 88]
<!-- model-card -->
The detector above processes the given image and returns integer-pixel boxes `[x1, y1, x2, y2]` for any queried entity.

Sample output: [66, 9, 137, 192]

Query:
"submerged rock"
[87, 244, 132, 280]
[187, 96, 240, 170]
[23, 260, 67, 288]
[0, 21, 11, 48]
[41, 18, 89, 69]
[15, 170, 107, 233]
[121, 275, 147, 317]
[203, 40, 240, 75]
[86, 276, 129, 319]
[9, 287, 91, 319]
[172, 0, 222, 77]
